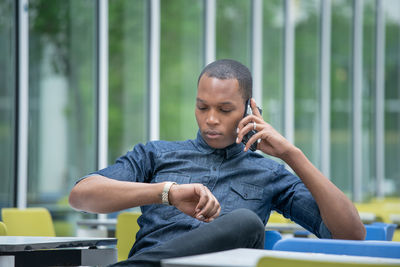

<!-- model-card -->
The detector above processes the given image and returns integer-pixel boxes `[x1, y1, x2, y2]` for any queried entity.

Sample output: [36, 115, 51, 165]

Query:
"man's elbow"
[332, 223, 366, 240]
[352, 223, 366, 240]
[68, 186, 84, 211]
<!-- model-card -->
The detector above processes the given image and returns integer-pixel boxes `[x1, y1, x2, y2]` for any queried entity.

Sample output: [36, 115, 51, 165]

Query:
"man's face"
[195, 75, 246, 149]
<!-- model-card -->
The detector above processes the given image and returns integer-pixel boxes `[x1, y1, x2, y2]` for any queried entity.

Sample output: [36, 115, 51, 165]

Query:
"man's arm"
[69, 175, 220, 222]
[236, 99, 365, 240]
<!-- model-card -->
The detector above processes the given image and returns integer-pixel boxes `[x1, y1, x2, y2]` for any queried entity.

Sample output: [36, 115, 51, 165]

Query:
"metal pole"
[204, 0, 216, 65]
[320, 0, 332, 178]
[352, 0, 363, 202]
[16, 0, 29, 209]
[150, 0, 160, 141]
[283, 0, 295, 144]
[252, 0, 263, 104]
[375, 0, 385, 199]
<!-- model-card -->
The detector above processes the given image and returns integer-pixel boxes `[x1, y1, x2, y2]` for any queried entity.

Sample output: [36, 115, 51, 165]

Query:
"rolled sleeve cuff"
[318, 221, 332, 239]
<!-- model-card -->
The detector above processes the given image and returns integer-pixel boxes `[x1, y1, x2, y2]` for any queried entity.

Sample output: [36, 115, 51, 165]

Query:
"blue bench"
[365, 222, 397, 241]
[273, 238, 400, 259]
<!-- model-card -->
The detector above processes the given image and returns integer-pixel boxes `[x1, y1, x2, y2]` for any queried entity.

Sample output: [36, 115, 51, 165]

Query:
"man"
[69, 59, 365, 266]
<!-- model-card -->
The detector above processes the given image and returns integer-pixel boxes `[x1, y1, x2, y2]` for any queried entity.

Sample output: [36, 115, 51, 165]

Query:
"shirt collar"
[194, 130, 244, 159]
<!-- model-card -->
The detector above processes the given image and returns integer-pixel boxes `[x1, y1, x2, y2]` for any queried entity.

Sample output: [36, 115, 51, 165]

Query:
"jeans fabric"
[109, 209, 265, 267]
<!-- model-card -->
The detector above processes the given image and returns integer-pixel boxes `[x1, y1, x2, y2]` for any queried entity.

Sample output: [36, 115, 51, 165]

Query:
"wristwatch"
[162, 182, 177, 205]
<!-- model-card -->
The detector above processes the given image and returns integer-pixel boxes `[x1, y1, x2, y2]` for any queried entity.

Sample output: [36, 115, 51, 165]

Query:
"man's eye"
[197, 106, 207, 110]
[220, 109, 232, 113]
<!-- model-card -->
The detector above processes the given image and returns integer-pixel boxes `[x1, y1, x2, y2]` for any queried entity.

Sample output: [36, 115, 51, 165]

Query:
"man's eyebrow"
[219, 101, 234, 105]
[196, 98, 234, 105]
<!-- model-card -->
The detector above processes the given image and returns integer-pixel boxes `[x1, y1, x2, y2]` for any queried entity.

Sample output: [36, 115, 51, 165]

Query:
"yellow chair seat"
[1, 207, 55, 236]
[116, 212, 141, 261]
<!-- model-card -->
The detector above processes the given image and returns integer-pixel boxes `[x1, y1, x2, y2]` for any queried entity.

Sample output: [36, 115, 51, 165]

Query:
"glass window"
[384, 0, 400, 197]
[160, 0, 203, 141]
[362, 0, 376, 201]
[294, 0, 321, 168]
[109, 0, 149, 162]
[216, 0, 251, 67]
[28, 0, 97, 235]
[262, 0, 284, 135]
[330, 0, 353, 196]
[0, 0, 15, 209]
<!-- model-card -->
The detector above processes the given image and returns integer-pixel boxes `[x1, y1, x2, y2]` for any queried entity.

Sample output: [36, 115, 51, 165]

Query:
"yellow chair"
[256, 256, 394, 267]
[0, 221, 7, 235]
[116, 212, 141, 261]
[268, 211, 292, 224]
[1, 207, 55, 236]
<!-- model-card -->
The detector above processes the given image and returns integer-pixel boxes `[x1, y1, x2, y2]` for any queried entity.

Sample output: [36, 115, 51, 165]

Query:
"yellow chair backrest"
[1, 207, 55, 236]
[0, 221, 7, 235]
[257, 256, 393, 267]
[116, 212, 141, 262]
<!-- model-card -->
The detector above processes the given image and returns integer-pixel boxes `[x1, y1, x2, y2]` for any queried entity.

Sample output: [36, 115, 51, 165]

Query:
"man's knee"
[221, 209, 265, 248]
[228, 209, 264, 233]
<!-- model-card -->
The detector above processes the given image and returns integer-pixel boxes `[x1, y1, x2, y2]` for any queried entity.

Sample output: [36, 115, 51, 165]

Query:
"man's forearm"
[69, 175, 164, 213]
[283, 147, 366, 240]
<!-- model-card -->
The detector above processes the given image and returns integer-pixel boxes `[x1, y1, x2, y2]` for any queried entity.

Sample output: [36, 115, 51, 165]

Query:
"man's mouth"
[204, 130, 222, 139]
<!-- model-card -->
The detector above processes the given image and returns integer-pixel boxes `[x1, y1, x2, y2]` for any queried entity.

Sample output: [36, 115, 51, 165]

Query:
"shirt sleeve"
[271, 164, 332, 239]
[77, 142, 158, 184]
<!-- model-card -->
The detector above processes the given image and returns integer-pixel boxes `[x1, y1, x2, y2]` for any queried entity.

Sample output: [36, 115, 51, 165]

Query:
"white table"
[264, 223, 305, 232]
[161, 248, 400, 267]
[0, 236, 117, 267]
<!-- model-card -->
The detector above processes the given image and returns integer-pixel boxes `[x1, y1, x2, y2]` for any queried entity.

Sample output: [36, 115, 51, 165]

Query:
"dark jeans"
[110, 208, 265, 267]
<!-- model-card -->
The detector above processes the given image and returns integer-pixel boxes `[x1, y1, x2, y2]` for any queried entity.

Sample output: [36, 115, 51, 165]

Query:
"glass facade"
[362, 0, 377, 200]
[160, 0, 203, 141]
[330, 0, 353, 196]
[2, 0, 400, 235]
[262, 0, 284, 135]
[294, 0, 321, 168]
[108, 0, 149, 162]
[0, 0, 15, 209]
[384, 0, 400, 197]
[216, 0, 251, 66]
[28, 0, 97, 235]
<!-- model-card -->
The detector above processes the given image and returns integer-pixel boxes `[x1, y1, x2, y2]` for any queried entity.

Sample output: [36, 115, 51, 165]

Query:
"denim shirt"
[88, 131, 331, 256]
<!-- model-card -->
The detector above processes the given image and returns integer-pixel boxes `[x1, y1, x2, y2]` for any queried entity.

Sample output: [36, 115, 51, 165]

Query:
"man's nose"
[206, 110, 219, 125]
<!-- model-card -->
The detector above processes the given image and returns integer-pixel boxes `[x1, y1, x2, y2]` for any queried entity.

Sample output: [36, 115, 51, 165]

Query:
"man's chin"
[203, 136, 233, 149]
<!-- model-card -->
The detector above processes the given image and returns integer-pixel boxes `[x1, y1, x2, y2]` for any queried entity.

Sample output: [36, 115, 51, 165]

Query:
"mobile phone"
[241, 99, 262, 151]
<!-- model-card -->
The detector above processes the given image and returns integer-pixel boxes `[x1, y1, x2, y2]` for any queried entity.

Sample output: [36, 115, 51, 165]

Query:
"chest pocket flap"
[231, 182, 263, 201]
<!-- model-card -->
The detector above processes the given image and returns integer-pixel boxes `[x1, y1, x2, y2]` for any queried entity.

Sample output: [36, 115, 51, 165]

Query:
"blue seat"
[264, 230, 282, 250]
[272, 238, 400, 259]
[365, 222, 397, 241]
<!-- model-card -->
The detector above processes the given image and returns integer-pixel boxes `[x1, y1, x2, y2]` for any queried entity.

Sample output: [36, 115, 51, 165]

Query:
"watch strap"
[162, 182, 177, 205]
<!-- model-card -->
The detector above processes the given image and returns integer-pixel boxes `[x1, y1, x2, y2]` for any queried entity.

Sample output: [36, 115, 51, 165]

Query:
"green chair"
[256, 256, 394, 267]
[0, 221, 7, 235]
[1, 207, 56, 236]
[116, 212, 141, 261]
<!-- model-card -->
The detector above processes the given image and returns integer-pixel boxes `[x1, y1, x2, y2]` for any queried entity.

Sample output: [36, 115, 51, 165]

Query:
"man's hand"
[168, 183, 221, 223]
[236, 98, 295, 160]
[236, 99, 365, 240]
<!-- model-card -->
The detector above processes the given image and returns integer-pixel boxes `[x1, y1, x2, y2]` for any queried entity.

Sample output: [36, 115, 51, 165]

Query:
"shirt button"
[212, 167, 217, 171]
[244, 193, 248, 198]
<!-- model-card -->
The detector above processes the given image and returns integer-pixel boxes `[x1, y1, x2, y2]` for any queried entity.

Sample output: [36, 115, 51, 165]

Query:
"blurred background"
[0, 0, 399, 236]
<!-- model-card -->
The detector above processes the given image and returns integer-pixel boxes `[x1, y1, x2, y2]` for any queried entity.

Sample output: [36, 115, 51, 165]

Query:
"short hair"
[197, 59, 252, 101]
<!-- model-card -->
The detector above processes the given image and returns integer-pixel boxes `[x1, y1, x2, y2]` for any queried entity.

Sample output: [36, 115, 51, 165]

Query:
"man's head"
[197, 59, 252, 101]
[195, 59, 253, 149]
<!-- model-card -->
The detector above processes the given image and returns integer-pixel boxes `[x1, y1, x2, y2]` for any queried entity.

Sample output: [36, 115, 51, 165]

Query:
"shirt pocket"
[151, 173, 191, 220]
[225, 182, 264, 213]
